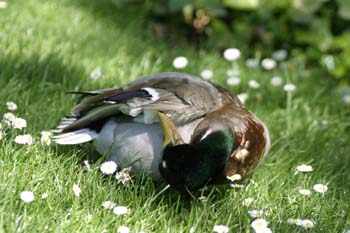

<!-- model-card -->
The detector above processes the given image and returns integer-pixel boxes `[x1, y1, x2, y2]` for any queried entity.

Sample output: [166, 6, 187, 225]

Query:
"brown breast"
[223, 106, 270, 178]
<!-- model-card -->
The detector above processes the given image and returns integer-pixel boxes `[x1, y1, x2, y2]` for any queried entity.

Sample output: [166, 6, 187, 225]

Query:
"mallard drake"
[53, 72, 270, 191]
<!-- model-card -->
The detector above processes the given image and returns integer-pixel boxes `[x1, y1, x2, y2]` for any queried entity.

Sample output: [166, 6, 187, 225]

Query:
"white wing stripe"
[141, 87, 160, 101]
[54, 129, 98, 145]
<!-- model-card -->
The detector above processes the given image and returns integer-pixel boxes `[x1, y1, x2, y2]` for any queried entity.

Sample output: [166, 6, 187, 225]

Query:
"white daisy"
[27, 28, 33, 36]
[298, 189, 311, 196]
[261, 58, 276, 70]
[0, 1, 8, 9]
[113, 206, 128, 215]
[14, 134, 33, 145]
[270, 76, 283, 86]
[255, 227, 272, 233]
[0, 131, 3, 140]
[226, 69, 240, 77]
[251, 218, 268, 231]
[343, 94, 350, 104]
[296, 164, 313, 173]
[100, 161, 118, 175]
[44, 225, 49, 230]
[287, 218, 303, 225]
[198, 196, 207, 203]
[223, 48, 241, 61]
[200, 69, 213, 80]
[13, 117, 27, 129]
[72, 184, 81, 197]
[41, 131, 52, 137]
[117, 226, 130, 233]
[283, 83, 296, 92]
[6, 101, 17, 111]
[237, 93, 249, 104]
[242, 197, 254, 206]
[230, 183, 245, 189]
[41, 132, 53, 146]
[20, 191, 35, 203]
[313, 184, 328, 193]
[3, 112, 15, 124]
[226, 174, 241, 182]
[67, 207, 73, 215]
[301, 219, 315, 228]
[173, 56, 188, 69]
[40, 131, 51, 146]
[41, 192, 49, 199]
[321, 120, 329, 127]
[84, 160, 92, 172]
[0, 122, 2, 129]
[190, 227, 195, 233]
[102, 201, 116, 209]
[323, 55, 335, 70]
[272, 49, 288, 61]
[115, 170, 131, 184]
[226, 77, 240, 86]
[248, 210, 264, 218]
[213, 224, 229, 233]
[90, 68, 102, 80]
[86, 214, 93, 223]
[245, 58, 259, 68]
[248, 80, 260, 89]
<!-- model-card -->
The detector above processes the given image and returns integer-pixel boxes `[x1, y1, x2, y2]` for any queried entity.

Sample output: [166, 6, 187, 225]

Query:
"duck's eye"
[161, 160, 167, 168]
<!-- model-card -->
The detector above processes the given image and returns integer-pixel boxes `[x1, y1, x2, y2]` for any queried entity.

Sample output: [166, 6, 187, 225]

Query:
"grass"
[1, 0, 350, 232]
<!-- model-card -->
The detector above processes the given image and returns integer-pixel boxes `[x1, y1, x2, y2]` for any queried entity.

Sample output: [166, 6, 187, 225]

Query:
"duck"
[53, 72, 270, 191]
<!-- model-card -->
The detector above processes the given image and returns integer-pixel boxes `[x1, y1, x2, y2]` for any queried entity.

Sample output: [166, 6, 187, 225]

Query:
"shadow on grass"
[0, 53, 87, 133]
[69, 0, 164, 56]
[0, 53, 85, 89]
[69, 0, 194, 53]
[71, 0, 149, 33]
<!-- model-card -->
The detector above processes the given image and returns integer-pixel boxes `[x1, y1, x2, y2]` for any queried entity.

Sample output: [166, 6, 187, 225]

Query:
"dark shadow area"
[0, 53, 84, 89]
[68, 0, 195, 54]
[69, 0, 165, 53]
[0, 54, 101, 177]
[0, 53, 93, 155]
[0, 53, 87, 138]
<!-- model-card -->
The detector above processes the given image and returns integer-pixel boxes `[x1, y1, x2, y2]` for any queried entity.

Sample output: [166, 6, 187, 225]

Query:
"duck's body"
[54, 72, 270, 190]
[93, 117, 201, 180]
[94, 119, 164, 180]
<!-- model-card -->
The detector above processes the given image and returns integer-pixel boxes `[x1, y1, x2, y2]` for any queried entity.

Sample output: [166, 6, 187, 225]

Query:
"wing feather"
[54, 128, 98, 145]
[53, 72, 224, 137]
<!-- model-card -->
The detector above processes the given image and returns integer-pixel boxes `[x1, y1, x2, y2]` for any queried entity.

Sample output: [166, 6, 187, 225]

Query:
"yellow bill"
[157, 112, 184, 146]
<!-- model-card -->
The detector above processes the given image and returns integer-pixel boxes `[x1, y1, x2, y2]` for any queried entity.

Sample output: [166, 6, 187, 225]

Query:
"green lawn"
[1, 0, 350, 232]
